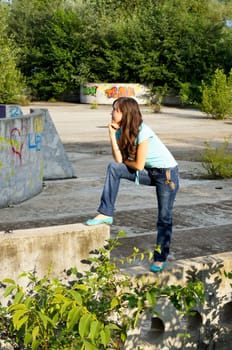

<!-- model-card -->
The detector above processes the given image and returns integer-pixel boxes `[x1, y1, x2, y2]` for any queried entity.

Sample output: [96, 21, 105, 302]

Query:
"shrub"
[201, 68, 232, 119]
[90, 100, 98, 109]
[201, 138, 232, 178]
[0, 236, 205, 350]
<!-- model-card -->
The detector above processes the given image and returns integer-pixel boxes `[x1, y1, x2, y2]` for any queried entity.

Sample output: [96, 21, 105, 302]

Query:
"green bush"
[201, 138, 232, 178]
[0, 236, 205, 350]
[201, 68, 232, 119]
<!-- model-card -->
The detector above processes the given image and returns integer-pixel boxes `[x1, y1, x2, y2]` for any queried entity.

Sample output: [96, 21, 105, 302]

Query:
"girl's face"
[112, 103, 122, 125]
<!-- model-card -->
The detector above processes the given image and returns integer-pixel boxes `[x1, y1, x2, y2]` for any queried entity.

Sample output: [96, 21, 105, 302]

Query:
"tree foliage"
[4, 0, 232, 102]
[0, 4, 25, 103]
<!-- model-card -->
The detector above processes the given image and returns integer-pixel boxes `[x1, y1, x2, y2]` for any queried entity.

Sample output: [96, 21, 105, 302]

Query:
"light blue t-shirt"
[117, 122, 177, 169]
[137, 123, 177, 169]
[116, 123, 177, 184]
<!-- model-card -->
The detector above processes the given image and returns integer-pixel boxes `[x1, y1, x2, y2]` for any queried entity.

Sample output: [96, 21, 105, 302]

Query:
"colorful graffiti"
[80, 83, 149, 104]
[83, 85, 136, 99]
[10, 126, 28, 165]
[0, 105, 23, 118]
[28, 116, 43, 151]
[0, 113, 45, 208]
[9, 106, 23, 118]
[28, 133, 42, 151]
[105, 86, 135, 99]
[82, 86, 98, 96]
[7, 116, 43, 165]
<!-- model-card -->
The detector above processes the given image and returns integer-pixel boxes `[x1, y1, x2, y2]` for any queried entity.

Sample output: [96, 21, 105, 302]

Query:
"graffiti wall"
[0, 107, 75, 208]
[30, 109, 75, 180]
[0, 111, 44, 208]
[80, 83, 151, 105]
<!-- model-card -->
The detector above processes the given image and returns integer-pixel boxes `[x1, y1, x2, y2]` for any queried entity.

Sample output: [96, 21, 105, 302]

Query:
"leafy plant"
[201, 138, 232, 178]
[224, 270, 232, 287]
[0, 236, 205, 350]
[201, 68, 232, 119]
[90, 100, 98, 109]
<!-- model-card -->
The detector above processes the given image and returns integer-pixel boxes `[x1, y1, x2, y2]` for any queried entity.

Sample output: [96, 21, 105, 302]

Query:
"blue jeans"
[98, 162, 179, 262]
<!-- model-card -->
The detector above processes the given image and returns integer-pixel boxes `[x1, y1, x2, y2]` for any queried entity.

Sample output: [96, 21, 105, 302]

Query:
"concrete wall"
[80, 83, 151, 105]
[0, 223, 109, 350]
[0, 111, 44, 208]
[30, 108, 75, 180]
[0, 223, 109, 284]
[0, 108, 75, 208]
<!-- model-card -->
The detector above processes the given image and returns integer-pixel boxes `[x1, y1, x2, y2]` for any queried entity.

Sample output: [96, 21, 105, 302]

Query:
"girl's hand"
[108, 122, 119, 137]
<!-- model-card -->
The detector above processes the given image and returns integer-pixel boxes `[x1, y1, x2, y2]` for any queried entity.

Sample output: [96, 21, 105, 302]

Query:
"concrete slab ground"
[0, 102, 232, 265]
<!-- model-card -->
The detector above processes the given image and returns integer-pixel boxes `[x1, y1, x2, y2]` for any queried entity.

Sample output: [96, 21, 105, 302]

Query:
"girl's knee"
[108, 161, 117, 172]
[108, 161, 124, 173]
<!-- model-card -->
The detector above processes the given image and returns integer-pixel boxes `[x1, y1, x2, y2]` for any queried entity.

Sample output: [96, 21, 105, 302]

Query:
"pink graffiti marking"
[10, 126, 28, 165]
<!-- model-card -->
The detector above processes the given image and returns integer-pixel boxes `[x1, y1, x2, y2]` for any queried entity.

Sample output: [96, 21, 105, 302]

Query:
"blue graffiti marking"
[28, 133, 42, 151]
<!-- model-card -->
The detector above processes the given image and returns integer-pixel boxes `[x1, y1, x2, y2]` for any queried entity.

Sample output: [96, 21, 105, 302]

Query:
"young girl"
[86, 97, 179, 272]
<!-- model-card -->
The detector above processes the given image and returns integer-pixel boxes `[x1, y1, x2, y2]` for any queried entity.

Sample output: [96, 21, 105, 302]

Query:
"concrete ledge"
[124, 252, 232, 350]
[0, 223, 109, 282]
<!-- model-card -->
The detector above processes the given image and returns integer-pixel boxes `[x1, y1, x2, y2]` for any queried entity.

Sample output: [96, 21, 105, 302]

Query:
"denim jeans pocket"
[148, 166, 179, 190]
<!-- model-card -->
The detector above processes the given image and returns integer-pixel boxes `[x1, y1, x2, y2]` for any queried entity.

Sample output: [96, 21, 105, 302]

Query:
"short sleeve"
[137, 124, 153, 144]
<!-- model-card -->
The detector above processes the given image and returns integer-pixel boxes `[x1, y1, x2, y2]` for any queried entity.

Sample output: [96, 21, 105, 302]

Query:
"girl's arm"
[124, 139, 149, 171]
[109, 123, 123, 162]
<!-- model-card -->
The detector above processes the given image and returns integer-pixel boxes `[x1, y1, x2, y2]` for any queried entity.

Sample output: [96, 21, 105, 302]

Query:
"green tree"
[8, 0, 80, 100]
[6, 0, 232, 102]
[138, 0, 230, 102]
[26, 8, 84, 100]
[0, 4, 25, 103]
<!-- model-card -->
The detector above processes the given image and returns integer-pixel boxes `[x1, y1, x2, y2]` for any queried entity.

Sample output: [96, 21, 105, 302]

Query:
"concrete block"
[0, 223, 109, 284]
[124, 252, 232, 350]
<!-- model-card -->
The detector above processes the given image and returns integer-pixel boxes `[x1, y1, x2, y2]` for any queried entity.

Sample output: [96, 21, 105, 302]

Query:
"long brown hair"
[113, 97, 143, 161]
